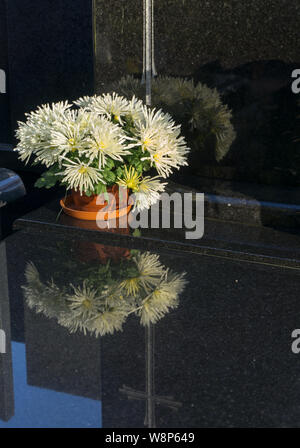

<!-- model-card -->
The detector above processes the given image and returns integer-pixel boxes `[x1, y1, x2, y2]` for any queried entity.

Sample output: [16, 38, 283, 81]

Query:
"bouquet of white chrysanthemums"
[15, 93, 190, 211]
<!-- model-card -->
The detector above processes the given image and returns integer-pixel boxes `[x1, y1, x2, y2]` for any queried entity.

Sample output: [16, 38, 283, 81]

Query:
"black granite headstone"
[5, 0, 94, 135]
[94, 0, 300, 188]
[0, 1, 11, 142]
[94, 0, 300, 83]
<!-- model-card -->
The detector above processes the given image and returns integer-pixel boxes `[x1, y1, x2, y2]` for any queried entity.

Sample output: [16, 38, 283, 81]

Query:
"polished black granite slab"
[94, 0, 300, 83]
[14, 192, 300, 270]
[1, 220, 300, 427]
[94, 0, 300, 189]
[0, 181, 298, 428]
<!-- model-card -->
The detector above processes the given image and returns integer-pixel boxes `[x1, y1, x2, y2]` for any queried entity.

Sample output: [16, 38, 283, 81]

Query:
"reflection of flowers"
[109, 76, 235, 162]
[61, 283, 129, 337]
[119, 252, 164, 295]
[23, 252, 187, 337]
[139, 272, 186, 326]
[23, 263, 69, 321]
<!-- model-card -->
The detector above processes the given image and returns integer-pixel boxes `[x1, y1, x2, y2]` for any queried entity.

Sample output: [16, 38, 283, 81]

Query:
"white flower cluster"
[78, 94, 189, 177]
[23, 252, 187, 337]
[15, 93, 190, 210]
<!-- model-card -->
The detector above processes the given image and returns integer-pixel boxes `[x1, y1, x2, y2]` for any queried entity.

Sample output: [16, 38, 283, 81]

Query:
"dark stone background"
[94, 0, 300, 188]
[0, 0, 11, 142]
[94, 0, 300, 83]
[5, 0, 94, 142]
[1, 0, 299, 187]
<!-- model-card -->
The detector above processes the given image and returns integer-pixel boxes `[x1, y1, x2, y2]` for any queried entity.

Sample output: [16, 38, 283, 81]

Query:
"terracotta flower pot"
[60, 185, 132, 221]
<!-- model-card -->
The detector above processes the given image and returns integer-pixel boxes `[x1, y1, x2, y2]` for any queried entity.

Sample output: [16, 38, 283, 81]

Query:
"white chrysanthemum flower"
[131, 107, 173, 152]
[15, 101, 71, 166]
[129, 106, 190, 177]
[142, 147, 177, 178]
[15, 121, 41, 164]
[48, 110, 90, 163]
[88, 93, 130, 124]
[142, 106, 175, 130]
[59, 157, 105, 194]
[139, 271, 187, 326]
[126, 96, 144, 122]
[74, 95, 97, 108]
[85, 117, 131, 168]
[119, 252, 165, 296]
[25, 101, 71, 128]
[133, 176, 167, 211]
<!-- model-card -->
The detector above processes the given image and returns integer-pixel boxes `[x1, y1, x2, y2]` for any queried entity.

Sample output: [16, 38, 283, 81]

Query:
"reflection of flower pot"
[77, 225, 131, 264]
[91, 243, 131, 264]
[77, 241, 131, 264]
[60, 185, 132, 221]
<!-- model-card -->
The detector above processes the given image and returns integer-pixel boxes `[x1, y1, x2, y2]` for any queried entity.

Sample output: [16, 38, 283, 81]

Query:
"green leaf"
[34, 177, 46, 188]
[95, 183, 107, 195]
[135, 162, 143, 173]
[116, 166, 124, 178]
[105, 158, 115, 170]
[133, 229, 141, 238]
[130, 249, 140, 256]
[34, 170, 59, 189]
[103, 170, 116, 183]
